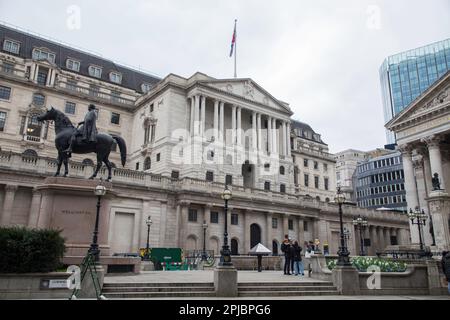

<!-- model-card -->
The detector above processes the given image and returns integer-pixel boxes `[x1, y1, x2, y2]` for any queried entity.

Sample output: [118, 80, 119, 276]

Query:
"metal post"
[337, 201, 351, 266]
[145, 223, 150, 260]
[220, 197, 232, 266]
[89, 195, 101, 262]
[202, 221, 207, 261]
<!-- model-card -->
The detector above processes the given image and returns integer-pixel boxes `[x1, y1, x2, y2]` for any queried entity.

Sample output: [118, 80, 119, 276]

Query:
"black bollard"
[257, 255, 262, 272]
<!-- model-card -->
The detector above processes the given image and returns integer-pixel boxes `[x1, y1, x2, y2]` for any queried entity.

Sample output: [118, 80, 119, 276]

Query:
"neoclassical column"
[272, 118, 277, 154]
[231, 105, 237, 145]
[1, 185, 18, 226]
[219, 101, 225, 143]
[243, 210, 251, 252]
[200, 96, 206, 138]
[422, 135, 446, 191]
[370, 226, 378, 255]
[297, 217, 305, 245]
[37, 190, 54, 229]
[283, 214, 289, 237]
[251, 112, 257, 150]
[267, 116, 272, 154]
[266, 212, 273, 250]
[204, 204, 212, 250]
[27, 187, 42, 228]
[213, 100, 219, 141]
[194, 95, 200, 136]
[384, 228, 391, 248]
[282, 121, 287, 156]
[174, 204, 181, 247]
[257, 113, 262, 151]
[237, 106, 242, 146]
[286, 122, 292, 157]
[399, 144, 420, 209]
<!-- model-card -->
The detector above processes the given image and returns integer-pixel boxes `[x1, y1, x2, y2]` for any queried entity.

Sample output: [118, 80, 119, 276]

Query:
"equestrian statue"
[37, 104, 126, 181]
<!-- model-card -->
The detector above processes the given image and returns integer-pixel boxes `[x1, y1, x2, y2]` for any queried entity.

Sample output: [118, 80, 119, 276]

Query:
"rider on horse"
[63, 104, 98, 156]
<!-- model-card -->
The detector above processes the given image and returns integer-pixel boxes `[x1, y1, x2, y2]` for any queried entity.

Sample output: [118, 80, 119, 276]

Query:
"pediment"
[386, 72, 450, 130]
[200, 78, 292, 114]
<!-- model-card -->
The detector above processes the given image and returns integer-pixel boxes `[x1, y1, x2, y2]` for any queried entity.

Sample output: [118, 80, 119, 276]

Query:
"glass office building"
[380, 38, 450, 144]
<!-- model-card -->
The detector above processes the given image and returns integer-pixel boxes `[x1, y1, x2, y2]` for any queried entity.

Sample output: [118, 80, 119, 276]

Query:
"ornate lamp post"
[89, 184, 106, 262]
[352, 215, 368, 256]
[202, 220, 208, 261]
[219, 185, 232, 266]
[145, 216, 152, 261]
[335, 186, 351, 266]
[406, 206, 427, 252]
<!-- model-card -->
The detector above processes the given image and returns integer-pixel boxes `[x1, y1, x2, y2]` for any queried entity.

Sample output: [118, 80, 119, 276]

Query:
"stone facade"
[0, 24, 411, 258]
[386, 71, 450, 252]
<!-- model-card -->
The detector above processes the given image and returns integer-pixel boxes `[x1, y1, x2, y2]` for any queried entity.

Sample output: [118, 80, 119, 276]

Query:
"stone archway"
[272, 240, 279, 256]
[186, 235, 197, 250]
[250, 223, 261, 249]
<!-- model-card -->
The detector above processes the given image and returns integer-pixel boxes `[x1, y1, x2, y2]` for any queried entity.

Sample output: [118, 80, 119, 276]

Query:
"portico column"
[267, 117, 272, 154]
[422, 135, 446, 191]
[283, 214, 289, 237]
[27, 188, 42, 228]
[287, 122, 292, 157]
[200, 96, 206, 138]
[213, 100, 219, 141]
[180, 203, 189, 249]
[219, 102, 225, 143]
[231, 105, 237, 145]
[243, 210, 251, 252]
[266, 212, 273, 250]
[297, 217, 305, 245]
[282, 121, 287, 156]
[194, 95, 200, 136]
[204, 204, 211, 250]
[174, 204, 181, 247]
[399, 145, 420, 244]
[272, 118, 277, 154]
[257, 114, 262, 151]
[237, 106, 242, 146]
[1, 185, 18, 226]
[370, 226, 378, 255]
[252, 112, 257, 151]
[189, 97, 195, 136]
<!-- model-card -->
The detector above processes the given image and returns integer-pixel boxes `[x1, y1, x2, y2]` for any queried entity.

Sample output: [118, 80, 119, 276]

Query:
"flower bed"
[327, 257, 407, 272]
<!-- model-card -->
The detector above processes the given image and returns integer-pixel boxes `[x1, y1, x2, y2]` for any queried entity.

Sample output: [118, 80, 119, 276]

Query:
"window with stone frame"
[314, 161, 319, 170]
[111, 112, 120, 125]
[314, 176, 319, 189]
[188, 209, 198, 222]
[231, 213, 239, 225]
[144, 157, 151, 170]
[280, 184, 286, 193]
[33, 93, 45, 106]
[65, 101, 76, 115]
[225, 175, 233, 186]
[324, 177, 329, 191]
[0, 86, 11, 100]
[272, 218, 278, 229]
[88, 65, 102, 78]
[288, 219, 294, 230]
[171, 170, 179, 179]
[156, 153, 160, 162]
[303, 221, 308, 231]
[304, 174, 309, 187]
[210, 211, 219, 224]
[304, 159, 309, 167]
[66, 58, 80, 72]
[264, 181, 271, 191]
[3, 39, 20, 54]
[279, 166, 285, 175]
[0, 112, 6, 132]
[206, 171, 214, 182]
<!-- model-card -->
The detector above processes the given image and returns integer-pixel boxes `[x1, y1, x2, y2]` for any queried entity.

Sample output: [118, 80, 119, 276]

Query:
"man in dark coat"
[64, 104, 98, 155]
[292, 241, 304, 276]
[442, 251, 450, 294]
[281, 235, 292, 275]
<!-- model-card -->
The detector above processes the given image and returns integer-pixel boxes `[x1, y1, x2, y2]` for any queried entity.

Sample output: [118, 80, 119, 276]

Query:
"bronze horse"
[37, 107, 126, 181]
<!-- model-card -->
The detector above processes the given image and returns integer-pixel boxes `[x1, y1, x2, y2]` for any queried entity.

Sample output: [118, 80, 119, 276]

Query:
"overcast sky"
[1, 0, 449, 153]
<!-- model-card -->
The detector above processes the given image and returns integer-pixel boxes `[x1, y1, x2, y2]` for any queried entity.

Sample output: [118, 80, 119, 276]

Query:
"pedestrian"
[442, 250, 450, 294]
[289, 240, 296, 274]
[281, 235, 291, 275]
[293, 241, 304, 276]
[304, 241, 313, 277]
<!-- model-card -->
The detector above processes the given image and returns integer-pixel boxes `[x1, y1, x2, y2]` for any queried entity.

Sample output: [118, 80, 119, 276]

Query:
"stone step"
[104, 291, 217, 299]
[237, 282, 334, 287]
[238, 285, 337, 292]
[238, 290, 339, 297]
[103, 282, 214, 288]
[103, 286, 215, 293]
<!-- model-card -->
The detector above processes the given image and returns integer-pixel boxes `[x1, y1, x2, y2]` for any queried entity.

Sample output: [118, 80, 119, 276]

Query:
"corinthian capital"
[397, 144, 413, 156]
[421, 135, 443, 149]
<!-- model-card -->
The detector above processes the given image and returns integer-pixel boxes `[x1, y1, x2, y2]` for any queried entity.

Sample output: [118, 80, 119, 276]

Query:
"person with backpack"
[442, 251, 450, 294]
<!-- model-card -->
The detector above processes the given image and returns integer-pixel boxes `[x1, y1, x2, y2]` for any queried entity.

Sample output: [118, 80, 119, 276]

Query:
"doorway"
[250, 223, 261, 249]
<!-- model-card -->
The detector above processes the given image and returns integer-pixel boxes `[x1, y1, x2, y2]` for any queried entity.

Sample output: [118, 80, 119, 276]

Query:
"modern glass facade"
[356, 151, 407, 212]
[380, 38, 450, 144]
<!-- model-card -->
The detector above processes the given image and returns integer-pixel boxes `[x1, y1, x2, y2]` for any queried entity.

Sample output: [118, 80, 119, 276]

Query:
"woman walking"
[293, 241, 304, 276]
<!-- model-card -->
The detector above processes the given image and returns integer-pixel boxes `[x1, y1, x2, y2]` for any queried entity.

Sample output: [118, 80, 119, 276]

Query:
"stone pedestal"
[76, 265, 105, 299]
[426, 191, 450, 251]
[140, 260, 155, 272]
[425, 259, 445, 295]
[214, 266, 238, 297]
[35, 177, 114, 256]
[332, 265, 360, 295]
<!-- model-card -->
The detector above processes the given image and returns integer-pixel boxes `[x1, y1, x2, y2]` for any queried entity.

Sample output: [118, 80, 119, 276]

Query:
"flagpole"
[234, 19, 237, 78]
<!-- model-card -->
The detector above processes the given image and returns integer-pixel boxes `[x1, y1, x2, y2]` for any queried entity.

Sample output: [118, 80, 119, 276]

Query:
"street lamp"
[89, 184, 107, 262]
[334, 186, 351, 266]
[145, 216, 152, 261]
[202, 220, 208, 261]
[219, 185, 232, 266]
[406, 206, 427, 252]
[353, 215, 368, 256]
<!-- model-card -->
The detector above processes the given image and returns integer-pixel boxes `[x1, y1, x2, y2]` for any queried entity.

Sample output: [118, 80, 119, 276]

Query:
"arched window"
[82, 158, 94, 166]
[231, 239, 239, 255]
[144, 157, 151, 170]
[272, 240, 279, 256]
[279, 166, 285, 175]
[22, 149, 38, 157]
[325, 197, 330, 203]
[316, 196, 321, 202]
